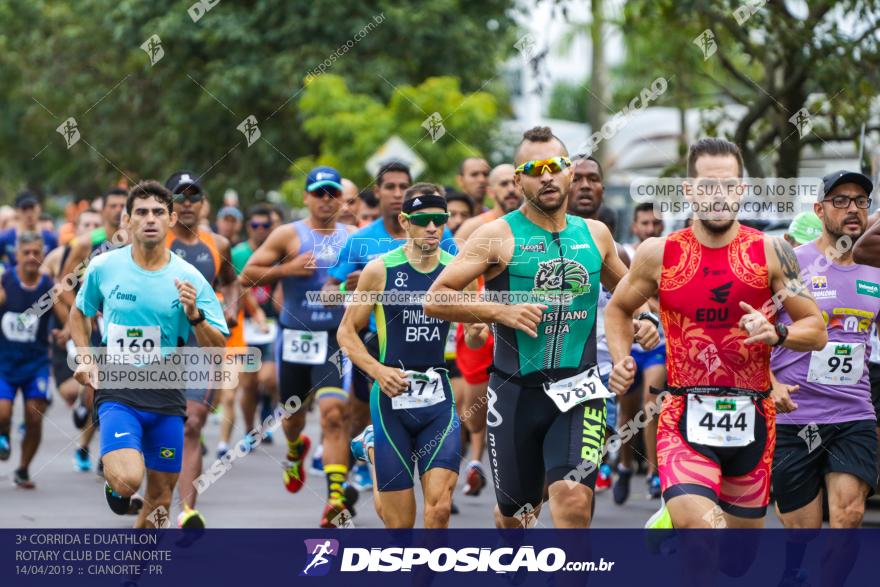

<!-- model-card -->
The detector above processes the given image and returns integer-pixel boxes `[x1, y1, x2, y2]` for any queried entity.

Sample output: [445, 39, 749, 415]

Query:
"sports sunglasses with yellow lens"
[401, 212, 450, 227]
[515, 156, 572, 177]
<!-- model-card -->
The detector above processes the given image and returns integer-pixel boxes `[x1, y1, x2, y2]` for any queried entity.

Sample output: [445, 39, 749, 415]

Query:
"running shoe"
[177, 505, 206, 529]
[645, 502, 673, 529]
[595, 463, 613, 493]
[309, 443, 325, 477]
[241, 432, 258, 454]
[644, 501, 676, 555]
[263, 429, 274, 445]
[343, 482, 359, 518]
[72, 404, 89, 430]
[282, 435, 311, 493]
[73, 447, 91, 472]
[14, 468, 35, 489]
[216, 443, 229, 460]
[647, 473, 661, 499]
[350, 463, 373, 492]
[612, 466, 632, 505]
[0, 434, 10, 461]
[103, 482, 144, 515]
[350, 425, 374, 464]
[463, 461, 486, 496]
[320, 500, 354, 528]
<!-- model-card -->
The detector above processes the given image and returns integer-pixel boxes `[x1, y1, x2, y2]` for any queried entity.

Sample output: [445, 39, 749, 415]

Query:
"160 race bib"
[392, 368, 446, 410]
[106, 323, 161, 363]
[281, 329, 327, 365]
[543, 365, 612, 413]
[686, 396, 755, 447]
[807, 342, 865, 385]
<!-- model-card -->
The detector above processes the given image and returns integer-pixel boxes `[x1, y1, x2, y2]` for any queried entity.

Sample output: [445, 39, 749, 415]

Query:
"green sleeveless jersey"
[486, 210, 602, 382]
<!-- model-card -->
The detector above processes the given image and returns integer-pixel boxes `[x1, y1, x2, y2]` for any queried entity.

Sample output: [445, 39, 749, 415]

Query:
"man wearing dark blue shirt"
[0, 192, 59, 268]
[322, 162, 456, 492]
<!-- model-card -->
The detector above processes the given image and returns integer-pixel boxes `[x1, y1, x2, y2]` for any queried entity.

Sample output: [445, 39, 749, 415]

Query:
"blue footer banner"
[2, 529, 878, 586]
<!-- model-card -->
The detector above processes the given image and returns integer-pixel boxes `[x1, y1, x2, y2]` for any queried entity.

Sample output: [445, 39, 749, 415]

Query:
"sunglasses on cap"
[515, 156, 571, 177]
[309, 186, 341, 199]
[401, 212, 449, 227]
[172, 192, 204, 204]
[249, 221, 272, 229]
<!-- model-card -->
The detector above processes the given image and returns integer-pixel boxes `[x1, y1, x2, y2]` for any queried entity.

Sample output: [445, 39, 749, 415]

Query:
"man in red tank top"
[606, 138, 826, 532]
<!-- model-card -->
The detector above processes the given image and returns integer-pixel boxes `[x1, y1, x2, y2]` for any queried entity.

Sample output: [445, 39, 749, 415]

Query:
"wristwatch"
[637, 311, 660, 329]
[773, 322, 788, 347]
[188, 308, 206, 326]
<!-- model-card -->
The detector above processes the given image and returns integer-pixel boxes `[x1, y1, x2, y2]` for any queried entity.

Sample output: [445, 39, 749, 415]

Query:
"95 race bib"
[686, 396, 755, 447]
[106, 323, 161, 363]
[281, 329, 327, 365]
[807, 342, 865, 385]
[543, 365, 612, 413]
[392, 368, 446, 410]
[2, 311, 38, 343]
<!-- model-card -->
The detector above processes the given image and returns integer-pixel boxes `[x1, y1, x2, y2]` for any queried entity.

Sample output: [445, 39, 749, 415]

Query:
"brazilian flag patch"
[159, 448, 176, 459]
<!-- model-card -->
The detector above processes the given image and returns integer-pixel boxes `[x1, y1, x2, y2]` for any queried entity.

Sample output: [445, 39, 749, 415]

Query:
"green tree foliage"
[622, 0, 880, 177]
[0, 0, 514, 203]
[280, 74, 499, 205]
[547, 80, 589, 122]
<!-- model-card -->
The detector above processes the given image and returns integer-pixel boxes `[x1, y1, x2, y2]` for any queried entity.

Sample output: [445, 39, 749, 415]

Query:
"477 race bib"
[392, 369, 446, 410]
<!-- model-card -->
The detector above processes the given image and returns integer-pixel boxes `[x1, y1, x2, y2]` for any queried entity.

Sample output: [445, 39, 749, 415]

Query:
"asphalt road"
[1, 393, 878, 529]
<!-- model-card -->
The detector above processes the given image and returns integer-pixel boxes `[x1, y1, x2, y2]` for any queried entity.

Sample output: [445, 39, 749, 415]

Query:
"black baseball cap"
[164, 171, 203, 195]
[15, 191, 40, 208]
[821, 170, 873, 201]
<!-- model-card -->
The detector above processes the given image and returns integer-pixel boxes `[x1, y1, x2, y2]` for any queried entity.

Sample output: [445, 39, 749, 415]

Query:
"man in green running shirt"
[426, 127, 659, 528]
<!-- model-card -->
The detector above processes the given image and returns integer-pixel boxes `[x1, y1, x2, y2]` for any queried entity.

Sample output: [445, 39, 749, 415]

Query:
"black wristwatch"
[637, 311, 660, 329]
[188, 308, 206, 326]
[773, 322, 788, 347]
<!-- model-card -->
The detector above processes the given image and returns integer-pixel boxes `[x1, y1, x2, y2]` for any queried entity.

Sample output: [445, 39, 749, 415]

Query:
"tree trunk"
[588, 0, 608, 161]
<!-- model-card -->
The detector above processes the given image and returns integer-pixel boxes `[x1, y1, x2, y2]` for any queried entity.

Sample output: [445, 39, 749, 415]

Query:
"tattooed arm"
[757, 236, 826, 351]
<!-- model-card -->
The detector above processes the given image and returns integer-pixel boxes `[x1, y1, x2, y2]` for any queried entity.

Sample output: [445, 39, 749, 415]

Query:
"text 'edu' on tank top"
[659, 226, 772, 393]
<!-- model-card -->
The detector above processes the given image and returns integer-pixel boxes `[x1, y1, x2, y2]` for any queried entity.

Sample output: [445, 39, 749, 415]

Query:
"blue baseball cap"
[306, 166, 343, 192]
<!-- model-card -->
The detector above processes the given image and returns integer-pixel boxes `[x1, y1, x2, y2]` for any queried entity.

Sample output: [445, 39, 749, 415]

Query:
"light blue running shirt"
[75, 245, 228, 415]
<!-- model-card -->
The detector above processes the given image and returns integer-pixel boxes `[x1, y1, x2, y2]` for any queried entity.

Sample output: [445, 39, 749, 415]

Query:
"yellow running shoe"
[177, 505, 206, 529]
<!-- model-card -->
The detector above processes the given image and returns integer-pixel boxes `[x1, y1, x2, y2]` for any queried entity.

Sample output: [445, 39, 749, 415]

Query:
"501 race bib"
[686, 396, 755, 447]
[543, 365, 612, 413]
[392, 368, 446, 410]
[281, 329, 328, 364]
[106, 323, 161, 363]
[807, 342, 865, 385]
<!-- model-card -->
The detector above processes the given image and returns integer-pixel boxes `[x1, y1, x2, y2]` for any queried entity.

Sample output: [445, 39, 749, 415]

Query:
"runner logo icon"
[301, 539, 340, 576]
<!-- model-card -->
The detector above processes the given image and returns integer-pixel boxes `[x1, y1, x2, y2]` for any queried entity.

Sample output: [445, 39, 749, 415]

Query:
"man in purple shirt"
[771, 170, 879, 533]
